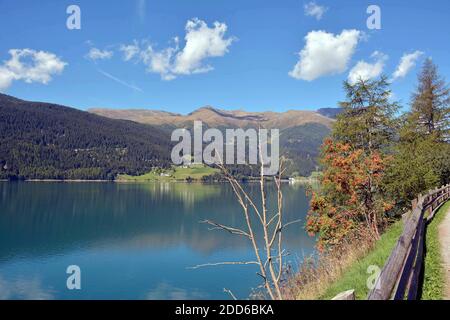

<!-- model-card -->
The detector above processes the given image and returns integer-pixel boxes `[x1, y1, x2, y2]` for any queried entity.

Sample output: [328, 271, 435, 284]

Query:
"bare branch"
[258, 134, 283, 300]
[216, 162, 275, 299]
[200, 219, 251, 238]
[203, 152, 288, 300]
[188, 261, 259, 270]
[267, 212, 280, 227]
[256, 272, 267, 282]
[219, 164, 264, 225]
[264, 250, 290, 269]
[223, 288, 238, 300]
[282, 219, 302, 230]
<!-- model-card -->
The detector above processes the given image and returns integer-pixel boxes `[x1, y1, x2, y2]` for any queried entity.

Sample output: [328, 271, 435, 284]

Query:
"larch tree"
[307, 77, 398, 249]
[411, 58, 450, 141]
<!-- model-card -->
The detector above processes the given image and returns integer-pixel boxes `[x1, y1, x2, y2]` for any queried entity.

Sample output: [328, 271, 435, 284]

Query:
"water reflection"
[145, 282, 208, 300]
[0, 182, 315, 299]
[0, 275, 54, 300]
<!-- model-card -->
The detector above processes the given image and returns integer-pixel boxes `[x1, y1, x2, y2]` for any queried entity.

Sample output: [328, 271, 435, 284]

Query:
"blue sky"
[0, 0, 449, 113]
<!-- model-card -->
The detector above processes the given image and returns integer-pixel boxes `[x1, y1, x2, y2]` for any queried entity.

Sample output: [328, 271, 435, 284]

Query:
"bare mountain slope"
[89, 106, 335, 129]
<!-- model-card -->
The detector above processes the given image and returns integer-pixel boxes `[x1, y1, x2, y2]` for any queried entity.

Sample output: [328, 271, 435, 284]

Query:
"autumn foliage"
[305, 63, 449, 251]
[306, 138, 392, 251]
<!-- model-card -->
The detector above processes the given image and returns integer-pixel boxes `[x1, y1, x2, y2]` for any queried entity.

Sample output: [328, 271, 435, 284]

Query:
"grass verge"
[117, 164, 219, 182]
[421, 201, 450, 300]
[287, 220, 403, 300]
[319, 221, 403, 299]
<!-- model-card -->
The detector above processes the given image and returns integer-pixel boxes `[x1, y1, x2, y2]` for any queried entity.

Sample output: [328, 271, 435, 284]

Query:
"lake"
[0, 181, 315, 300]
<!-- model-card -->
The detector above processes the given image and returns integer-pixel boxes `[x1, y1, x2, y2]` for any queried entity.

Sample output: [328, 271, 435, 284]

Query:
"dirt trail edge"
[438, 206, 450, 299]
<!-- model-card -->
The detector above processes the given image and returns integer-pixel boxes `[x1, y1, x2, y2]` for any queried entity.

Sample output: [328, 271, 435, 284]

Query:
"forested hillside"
[90, 106, 336, 177]
[0, 93, 335, 180]
[280, 123, 330, 176]
[0, 94, 172, 180]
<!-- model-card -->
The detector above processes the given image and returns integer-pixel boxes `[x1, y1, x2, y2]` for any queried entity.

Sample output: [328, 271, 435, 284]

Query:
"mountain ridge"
[88, 105, 337, 129]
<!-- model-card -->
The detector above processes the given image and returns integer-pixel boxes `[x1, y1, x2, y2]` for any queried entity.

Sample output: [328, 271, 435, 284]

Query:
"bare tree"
[192, 155, 299, 300]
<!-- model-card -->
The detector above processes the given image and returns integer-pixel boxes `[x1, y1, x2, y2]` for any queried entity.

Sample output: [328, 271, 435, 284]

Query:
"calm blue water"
[0, 182, 314, 300]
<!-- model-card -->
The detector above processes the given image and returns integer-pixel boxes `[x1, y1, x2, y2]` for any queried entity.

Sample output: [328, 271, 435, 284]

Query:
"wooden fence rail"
[367, 184, 450, 300]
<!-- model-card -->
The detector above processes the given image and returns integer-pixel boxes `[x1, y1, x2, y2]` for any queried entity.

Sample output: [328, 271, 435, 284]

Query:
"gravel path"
[438, 206, 450, 299]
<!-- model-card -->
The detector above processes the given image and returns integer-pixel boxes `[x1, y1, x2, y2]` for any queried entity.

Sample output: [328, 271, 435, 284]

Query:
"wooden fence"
[367, 184, 450, 300]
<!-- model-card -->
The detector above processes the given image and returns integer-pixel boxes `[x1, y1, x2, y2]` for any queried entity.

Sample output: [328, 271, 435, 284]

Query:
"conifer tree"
[333, 76, 399, 154]
[384, 59, 450, 206]
[307, 77, 398, 247]
[411, 58, 450, 140]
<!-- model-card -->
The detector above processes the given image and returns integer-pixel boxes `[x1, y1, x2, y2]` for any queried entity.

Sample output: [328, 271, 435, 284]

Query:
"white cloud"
[172, 18, 234, 75]
[86, 48, 113, 61]
[392, 50, 423, 81]
[120, 42, 140, 61]
[140, 40, 180, 81]
[289, 29, 361, 81]
[0, 49, 67, 91]
[304, 2, 328, 20]
[121, 18, 235, 80]
[348, 51, 388, 84]
[0, 67, 15, 91]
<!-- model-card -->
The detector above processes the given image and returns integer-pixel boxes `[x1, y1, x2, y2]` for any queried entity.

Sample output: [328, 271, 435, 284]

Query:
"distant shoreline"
[0, 178, 295, 183]
[1, 178, 207, 183]
[26, 179, 112, 183]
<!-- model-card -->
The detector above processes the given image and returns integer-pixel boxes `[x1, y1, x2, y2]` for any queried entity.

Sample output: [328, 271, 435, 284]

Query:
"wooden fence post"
[368, 184, 450, 300]
[332, 290, 356, 300]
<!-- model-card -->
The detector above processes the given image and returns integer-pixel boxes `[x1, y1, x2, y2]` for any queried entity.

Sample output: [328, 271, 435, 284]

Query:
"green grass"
[117, 164, 219, 182]
[171, 165, 219, 180]
[321, 220, 404, 300]
[421, 201, 450, 300]
[118, 171, 168, 181]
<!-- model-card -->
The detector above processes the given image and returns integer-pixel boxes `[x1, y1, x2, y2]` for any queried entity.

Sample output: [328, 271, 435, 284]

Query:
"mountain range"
[89, 106, 338, 176]
[0, 93, 339, 180]
[89, 106, 336, 129]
